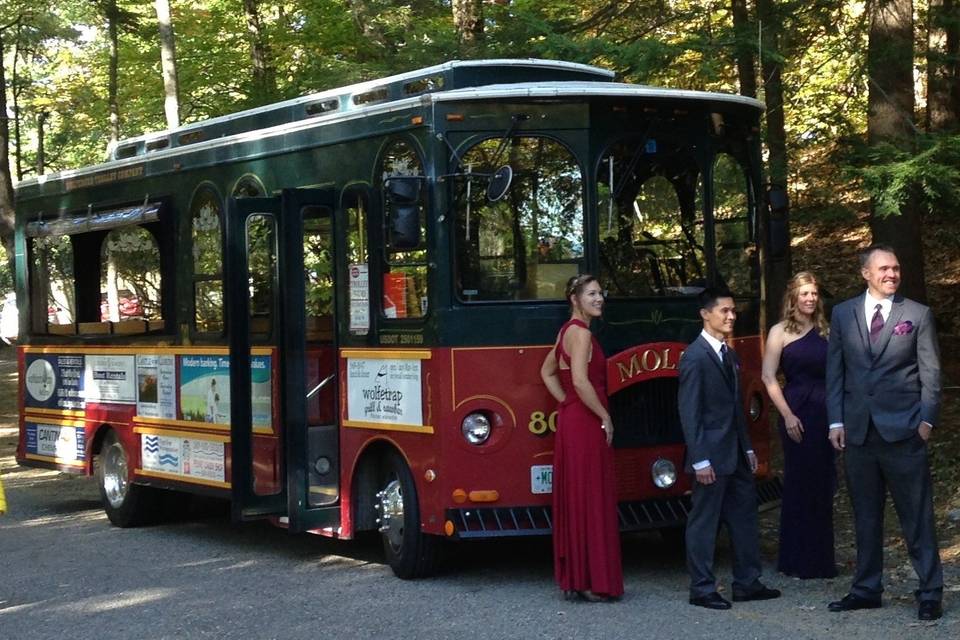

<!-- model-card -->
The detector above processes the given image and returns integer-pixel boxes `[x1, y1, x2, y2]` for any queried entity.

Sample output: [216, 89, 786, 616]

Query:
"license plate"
[530, 464, 553, 494]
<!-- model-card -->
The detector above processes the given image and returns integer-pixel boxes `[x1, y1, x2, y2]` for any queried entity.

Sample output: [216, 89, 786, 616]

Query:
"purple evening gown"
[777, 329, 837, 578]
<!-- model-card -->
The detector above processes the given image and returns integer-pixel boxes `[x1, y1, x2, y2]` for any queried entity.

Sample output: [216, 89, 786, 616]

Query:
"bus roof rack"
[106, 59, 615, 162]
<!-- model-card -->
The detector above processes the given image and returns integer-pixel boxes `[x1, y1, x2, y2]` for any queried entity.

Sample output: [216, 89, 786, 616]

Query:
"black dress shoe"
[689, 592, 732, 610]
[733, 586, 781, 602]
[918, 600, 942, 621]
[828, 594, 882, 612]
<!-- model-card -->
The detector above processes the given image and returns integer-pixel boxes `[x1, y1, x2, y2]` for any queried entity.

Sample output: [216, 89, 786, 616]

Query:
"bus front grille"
[608, 376, 683, 448]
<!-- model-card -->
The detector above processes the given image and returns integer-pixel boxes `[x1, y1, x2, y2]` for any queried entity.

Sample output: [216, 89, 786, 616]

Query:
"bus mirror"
[389, 203, 421, 249]
[486, 165, 513, 202]
[385, 176, 421, 204]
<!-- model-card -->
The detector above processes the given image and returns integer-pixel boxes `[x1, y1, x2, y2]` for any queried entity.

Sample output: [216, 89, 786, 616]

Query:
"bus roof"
[17, 67, 761, 196]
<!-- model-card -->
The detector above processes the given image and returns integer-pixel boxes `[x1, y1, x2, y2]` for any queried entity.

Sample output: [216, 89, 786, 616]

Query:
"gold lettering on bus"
[616, 347, 679, 383]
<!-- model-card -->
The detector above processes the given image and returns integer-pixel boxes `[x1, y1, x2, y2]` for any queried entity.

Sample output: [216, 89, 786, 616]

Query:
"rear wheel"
[97, 430, 156, 527]
[375, 450, 440, 579]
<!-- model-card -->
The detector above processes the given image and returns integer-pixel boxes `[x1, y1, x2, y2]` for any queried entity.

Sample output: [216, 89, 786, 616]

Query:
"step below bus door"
[226, 189, 342, 532]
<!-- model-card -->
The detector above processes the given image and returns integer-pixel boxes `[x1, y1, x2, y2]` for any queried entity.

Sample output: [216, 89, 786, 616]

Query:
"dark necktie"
[869, 303, 884, 343]
[720, 343, 735, 383]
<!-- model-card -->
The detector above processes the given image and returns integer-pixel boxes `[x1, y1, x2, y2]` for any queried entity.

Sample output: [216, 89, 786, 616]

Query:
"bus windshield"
[453, 135, 584, 302]
[598, 135, 755, 298]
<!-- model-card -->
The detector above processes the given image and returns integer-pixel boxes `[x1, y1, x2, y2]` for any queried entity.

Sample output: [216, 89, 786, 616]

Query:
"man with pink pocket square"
[825, 244, 943, 621]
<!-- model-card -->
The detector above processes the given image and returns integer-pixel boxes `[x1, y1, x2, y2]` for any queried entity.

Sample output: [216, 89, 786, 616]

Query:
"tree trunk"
[155, 0, 180, 129]
[731, 0, 757, 97]
[36, 111, 47, 176]
[107, 0, 120, 147]
[868, 0, 926, 301]
[757, 0, 790, 326]
[927, 0, 960, 132]
[242, 0, 276, 104]
[0, 28, 18, 285]
[453, 0, 484, 55]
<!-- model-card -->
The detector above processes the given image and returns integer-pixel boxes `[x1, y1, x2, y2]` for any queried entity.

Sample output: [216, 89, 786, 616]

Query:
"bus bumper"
[445, 476, 783, 539]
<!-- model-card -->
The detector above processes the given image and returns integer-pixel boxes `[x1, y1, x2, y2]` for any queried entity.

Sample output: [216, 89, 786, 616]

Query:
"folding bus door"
[226, 189, 341, 531]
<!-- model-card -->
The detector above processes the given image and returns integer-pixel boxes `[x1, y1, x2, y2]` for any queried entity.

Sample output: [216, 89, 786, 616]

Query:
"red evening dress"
[552, 319, 624, 598]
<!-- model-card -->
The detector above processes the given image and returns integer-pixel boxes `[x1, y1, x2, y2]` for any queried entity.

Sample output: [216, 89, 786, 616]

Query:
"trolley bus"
[15, 59, 784, 578]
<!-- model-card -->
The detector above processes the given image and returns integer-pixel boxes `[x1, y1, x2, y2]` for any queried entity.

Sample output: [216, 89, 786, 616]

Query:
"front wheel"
[96, 430, 156, 527]
[375, 450, 440, 579]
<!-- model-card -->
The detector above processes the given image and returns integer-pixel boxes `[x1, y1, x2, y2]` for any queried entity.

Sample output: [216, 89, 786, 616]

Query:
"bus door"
[225, 189, 340, 531]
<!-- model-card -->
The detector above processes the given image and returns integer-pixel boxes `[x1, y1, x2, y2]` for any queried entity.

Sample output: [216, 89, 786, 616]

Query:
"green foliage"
[844, 134, 960, 218]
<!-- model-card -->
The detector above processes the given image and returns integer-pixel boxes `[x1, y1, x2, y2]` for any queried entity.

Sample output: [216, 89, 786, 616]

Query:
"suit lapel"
[871, 295, 904, 360]
[697, 335, 734, 393]
[852, 293, 872, 355]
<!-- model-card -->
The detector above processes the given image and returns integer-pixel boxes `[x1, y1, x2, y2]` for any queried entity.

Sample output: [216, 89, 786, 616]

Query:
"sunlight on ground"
[15, 510, 106, 528]
[57, 588, 176, 614]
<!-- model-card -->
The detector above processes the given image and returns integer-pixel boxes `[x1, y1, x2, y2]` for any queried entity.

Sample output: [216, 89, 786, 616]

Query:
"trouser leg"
[686, 476, 726, 598]
[724, 458, 763, 595]
[845, 431, 886, 599]
[880, 435, 943, 602]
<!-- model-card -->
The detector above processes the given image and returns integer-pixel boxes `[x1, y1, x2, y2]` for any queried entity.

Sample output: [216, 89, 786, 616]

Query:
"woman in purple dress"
[761, 271, 837, 578]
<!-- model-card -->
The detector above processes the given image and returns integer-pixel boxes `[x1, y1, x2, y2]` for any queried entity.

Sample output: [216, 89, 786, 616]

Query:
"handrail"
[306, 374, 335, 399]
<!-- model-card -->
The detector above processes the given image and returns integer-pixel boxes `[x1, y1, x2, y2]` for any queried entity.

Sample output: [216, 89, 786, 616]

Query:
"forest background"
[0, 0, 959, 567]
[0, 0, 957, 318]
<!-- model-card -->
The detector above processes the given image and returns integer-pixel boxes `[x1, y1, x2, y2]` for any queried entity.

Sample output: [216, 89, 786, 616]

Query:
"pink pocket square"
[892, 320, 914, 335]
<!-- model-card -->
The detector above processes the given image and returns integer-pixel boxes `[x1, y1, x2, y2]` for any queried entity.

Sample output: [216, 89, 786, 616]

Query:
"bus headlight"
[651, 458, 677, 489]
[461, 413, 491, 445]
[749, 393, 763, 421]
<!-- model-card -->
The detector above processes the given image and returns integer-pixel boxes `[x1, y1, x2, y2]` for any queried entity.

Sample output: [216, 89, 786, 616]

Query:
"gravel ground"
[1, 349, 958, 640]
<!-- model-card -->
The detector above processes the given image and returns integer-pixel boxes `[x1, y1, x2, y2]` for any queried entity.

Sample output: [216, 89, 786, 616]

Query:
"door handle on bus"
[306, 374, 336, 399]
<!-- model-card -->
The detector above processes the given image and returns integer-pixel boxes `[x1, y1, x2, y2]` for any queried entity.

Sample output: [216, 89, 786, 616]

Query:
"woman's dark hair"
[565, 274, 599, 302]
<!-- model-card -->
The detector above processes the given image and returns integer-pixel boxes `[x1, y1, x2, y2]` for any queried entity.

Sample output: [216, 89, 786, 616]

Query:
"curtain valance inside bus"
[25, 202, 161, 238]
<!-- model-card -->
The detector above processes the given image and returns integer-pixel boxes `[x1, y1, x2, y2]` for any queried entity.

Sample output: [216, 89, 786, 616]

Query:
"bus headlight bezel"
[461, 412, 492, 445]
[651, 458, 677, 489]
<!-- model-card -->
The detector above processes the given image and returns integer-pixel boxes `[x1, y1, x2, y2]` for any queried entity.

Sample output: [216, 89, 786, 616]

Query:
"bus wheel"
[375, 451, 439, 579]
[96, 430, 155, 527]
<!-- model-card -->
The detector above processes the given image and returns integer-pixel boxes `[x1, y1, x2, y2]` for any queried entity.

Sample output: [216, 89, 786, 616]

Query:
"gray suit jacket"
[678, 335, 753, 475]
[826, 293, 941, 445]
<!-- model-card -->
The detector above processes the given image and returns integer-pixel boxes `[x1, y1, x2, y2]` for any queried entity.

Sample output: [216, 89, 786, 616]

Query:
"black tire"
[96, 430, 157, 527]
[375, 450, 440, 579]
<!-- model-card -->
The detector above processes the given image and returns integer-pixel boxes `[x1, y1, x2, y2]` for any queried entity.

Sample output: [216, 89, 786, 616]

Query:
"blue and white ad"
[136, 354, 176, 419]
[23, 354, 85, 410]
[141, 434, 225, 482]
[347, 358, 422, 426]
[83, 354, 137, 404]
[24, 422, 85, 462]
[179, 355, 272, 426]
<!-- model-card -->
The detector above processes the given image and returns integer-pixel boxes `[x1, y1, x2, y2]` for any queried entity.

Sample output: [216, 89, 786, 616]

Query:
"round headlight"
[461, 413, 491, 445]
[749, 393, 763, 421]
[651, 458, 677, 489]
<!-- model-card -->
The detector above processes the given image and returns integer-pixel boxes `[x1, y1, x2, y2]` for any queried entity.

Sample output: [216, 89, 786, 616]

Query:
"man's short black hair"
[699, 287, 734, 311]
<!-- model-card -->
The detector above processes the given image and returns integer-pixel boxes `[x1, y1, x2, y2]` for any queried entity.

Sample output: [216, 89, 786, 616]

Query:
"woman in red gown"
[540, 274, 623, 602]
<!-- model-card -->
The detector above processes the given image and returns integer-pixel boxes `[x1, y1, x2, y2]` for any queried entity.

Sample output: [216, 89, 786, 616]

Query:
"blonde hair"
[780, 271, 829, 337]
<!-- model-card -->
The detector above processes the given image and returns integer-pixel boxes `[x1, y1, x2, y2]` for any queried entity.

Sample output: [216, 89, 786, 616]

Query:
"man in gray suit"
[826, 244, 943, 621]
[679, 288, 780, 609]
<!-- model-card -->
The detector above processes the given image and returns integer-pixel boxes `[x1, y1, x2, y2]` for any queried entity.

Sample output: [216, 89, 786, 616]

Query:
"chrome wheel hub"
[102, 441, 129, 508]
[376, 479, 404, 550]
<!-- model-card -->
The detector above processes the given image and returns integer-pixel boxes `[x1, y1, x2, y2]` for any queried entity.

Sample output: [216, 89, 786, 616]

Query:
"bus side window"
[380, 140, 428, 319]
[712, 153, 757, 296]
[30, 235, 75, 332]
[191, 186, 224, 334]
[246, 214, 277, 336]
[99, 226, 162, 332]
[345, 194, 369, 336]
